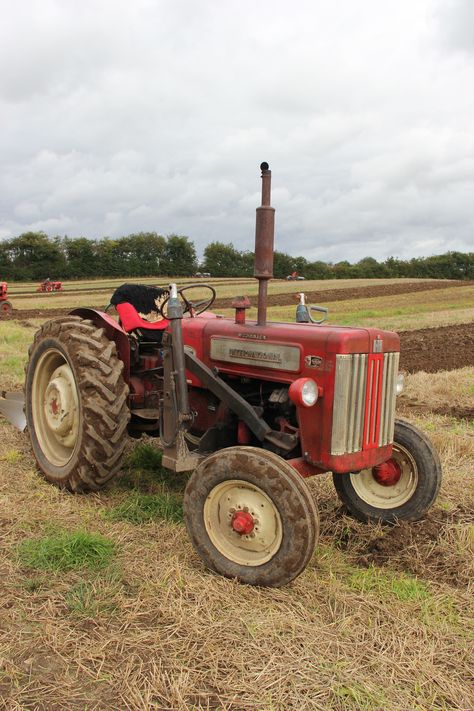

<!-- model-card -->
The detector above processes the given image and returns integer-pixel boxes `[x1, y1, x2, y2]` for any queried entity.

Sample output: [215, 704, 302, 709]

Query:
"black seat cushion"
[110, 283, 169, 315]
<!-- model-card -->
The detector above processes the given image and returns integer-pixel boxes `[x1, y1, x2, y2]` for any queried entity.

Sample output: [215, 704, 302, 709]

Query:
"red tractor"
[22, 164, 441, 587]
[37, 279, 63, 293]
[0, 282, 12, 317]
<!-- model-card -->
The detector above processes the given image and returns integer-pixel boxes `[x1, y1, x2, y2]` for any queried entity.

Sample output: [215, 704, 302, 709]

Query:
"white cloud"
[0, 0, 473, 263]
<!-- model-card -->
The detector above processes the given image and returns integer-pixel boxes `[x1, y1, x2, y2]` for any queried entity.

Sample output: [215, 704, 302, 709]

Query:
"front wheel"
[333, 419, 442, 523]
[184, 447, 319, 587]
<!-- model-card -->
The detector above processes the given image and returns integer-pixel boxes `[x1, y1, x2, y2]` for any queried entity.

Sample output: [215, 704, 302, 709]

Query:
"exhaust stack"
[254, 162, 275, 326]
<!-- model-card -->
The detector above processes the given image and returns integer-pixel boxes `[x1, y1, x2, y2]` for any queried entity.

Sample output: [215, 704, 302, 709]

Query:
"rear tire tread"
[25, 317, 130, 492]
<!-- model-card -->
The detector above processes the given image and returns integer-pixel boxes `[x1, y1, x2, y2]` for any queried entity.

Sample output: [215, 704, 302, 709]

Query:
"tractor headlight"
[396, 373, 405, 396]
[289, 378, 318, 408]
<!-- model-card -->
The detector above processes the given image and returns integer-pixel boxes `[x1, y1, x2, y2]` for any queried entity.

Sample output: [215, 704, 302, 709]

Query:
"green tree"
[305, 260, 332, 280]
[356, 256, 385, 278]
[5, 232, 66, 280]
[202, 242, 244, 277]
[63, 237, 98, 278]
[162, 235, 197, 276]
[124, 232, 167, 276]
[272, 251, 294, 278]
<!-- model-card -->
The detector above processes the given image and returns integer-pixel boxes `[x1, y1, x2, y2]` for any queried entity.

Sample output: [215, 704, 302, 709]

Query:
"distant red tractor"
[0, 282, 12, 317]
[37, 279, 63, 293]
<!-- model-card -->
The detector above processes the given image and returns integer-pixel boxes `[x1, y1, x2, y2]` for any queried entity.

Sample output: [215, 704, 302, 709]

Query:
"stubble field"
[0, 276, 473, 710]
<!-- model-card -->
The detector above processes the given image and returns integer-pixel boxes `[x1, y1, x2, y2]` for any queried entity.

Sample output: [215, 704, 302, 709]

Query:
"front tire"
[25, 316, 130, 492]
[333, 419, 442, 523]
[184, 447, 319, 587]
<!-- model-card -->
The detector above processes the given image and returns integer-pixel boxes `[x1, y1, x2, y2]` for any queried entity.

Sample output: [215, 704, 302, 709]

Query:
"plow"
[0, 163, 442, 587]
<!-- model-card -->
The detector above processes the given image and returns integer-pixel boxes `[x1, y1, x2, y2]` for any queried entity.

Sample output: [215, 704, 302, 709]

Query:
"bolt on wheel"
[184, 446, 319, 587]
[204, 479, 283, 566]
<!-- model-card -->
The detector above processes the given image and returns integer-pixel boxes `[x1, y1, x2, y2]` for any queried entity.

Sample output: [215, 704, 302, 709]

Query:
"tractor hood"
[181, 316, 400, 385]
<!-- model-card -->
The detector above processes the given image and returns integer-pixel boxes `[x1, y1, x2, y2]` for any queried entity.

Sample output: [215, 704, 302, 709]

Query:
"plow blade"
[0, 392, 26, 432]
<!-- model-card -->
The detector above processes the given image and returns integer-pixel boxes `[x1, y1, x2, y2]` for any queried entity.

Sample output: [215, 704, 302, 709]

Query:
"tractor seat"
[110, 284, 170, 339]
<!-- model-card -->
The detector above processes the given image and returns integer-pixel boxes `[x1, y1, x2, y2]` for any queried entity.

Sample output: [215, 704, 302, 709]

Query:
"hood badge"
[373, 337, 383, 353]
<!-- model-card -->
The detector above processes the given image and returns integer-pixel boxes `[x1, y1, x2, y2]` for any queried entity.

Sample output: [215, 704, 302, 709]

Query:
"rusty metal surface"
[254, 163, 275, 327]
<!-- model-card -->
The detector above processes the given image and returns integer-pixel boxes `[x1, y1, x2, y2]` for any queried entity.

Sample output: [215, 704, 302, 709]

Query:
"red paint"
[362, 354, 384, 450]
[289, 377, 317, 408]
[231, 296, 251, 325]
[50, 398, 59, 415]
[231, 511, 254, 534]
[115, 302, 170, 332]
[372, 459, 402, 486]
[288, 457, 326, 478]
[237, 420, 251, 444]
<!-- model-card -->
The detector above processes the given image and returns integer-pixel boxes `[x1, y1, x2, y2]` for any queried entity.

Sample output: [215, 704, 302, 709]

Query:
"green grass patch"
[347, 566, 429, 602]
[125, 442, 164, 471]
[118, 442, 189, 492]
[0, 322, 35, 387]
[105, 491, 183, 524]
[18, 530, 115, 572]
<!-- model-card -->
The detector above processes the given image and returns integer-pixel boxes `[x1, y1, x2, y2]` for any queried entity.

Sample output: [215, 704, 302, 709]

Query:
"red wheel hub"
[231, 511, 255, 535]
[372, 459, 402, 486]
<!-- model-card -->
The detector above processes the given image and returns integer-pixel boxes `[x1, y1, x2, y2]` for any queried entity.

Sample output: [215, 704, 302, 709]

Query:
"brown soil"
[214, 279, 474, 309]
[353, 509, 474, 588]
[399, 323, 474, 373]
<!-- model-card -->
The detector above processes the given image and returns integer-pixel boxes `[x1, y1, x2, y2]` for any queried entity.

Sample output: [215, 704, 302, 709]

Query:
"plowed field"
[6, 279, 473, 376]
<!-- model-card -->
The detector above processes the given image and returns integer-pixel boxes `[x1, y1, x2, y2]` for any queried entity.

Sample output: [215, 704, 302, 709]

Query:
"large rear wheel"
[184, 447, 319, 586]
[333, 419, 442, 523]
[25, 316, 130, 492]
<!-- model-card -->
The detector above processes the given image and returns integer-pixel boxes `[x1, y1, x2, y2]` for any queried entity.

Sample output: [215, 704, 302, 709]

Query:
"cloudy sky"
[1, 0, 473, 263]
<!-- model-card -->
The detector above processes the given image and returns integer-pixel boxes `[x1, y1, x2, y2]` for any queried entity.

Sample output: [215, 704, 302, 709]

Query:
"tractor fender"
[69, 308, 131, 382]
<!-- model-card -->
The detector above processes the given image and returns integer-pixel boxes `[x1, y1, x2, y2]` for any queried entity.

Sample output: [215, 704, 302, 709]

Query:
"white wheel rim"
[203, 479, 283, 566]
[32, 349, 79, 467]
[350, 443, 418, 509]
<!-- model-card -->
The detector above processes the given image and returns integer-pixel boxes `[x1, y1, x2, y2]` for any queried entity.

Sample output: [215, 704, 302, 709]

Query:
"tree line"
[0, 231, 473, 281]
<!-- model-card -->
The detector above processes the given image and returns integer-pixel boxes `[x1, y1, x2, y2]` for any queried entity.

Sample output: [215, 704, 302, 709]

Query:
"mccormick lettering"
[238, 333, 267, 340]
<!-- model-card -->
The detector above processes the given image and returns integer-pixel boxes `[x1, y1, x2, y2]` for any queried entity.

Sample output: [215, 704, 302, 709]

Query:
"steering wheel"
[158, 284, 216, 319]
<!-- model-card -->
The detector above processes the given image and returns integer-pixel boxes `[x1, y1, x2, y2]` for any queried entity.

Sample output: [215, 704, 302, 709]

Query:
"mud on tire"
[25, 316, 130, 492]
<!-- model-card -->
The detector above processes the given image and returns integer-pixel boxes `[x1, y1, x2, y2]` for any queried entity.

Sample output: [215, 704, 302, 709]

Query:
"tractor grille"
[331, 352, 399, 456]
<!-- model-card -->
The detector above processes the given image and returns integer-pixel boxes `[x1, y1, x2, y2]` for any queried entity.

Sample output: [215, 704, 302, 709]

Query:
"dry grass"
[0, 405, 473, 710]
[399, 367, 474, 418]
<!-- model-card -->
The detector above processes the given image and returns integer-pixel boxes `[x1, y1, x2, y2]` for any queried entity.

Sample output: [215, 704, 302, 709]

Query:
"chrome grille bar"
[331, 352, 399, 456]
